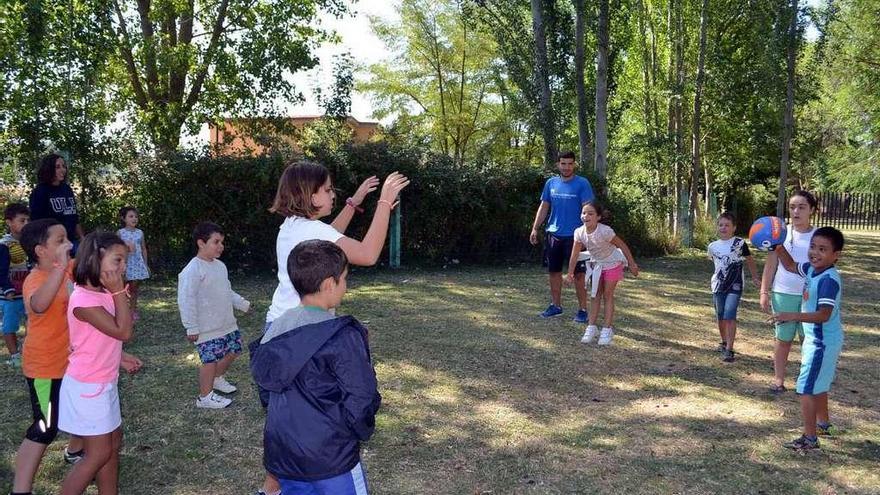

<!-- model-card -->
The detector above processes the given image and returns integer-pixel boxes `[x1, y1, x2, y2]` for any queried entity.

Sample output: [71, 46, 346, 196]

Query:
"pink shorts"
[600, 263, 624, 283]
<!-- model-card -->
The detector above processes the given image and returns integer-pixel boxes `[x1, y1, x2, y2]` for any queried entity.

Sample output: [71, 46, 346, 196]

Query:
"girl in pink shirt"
[58, 231, 133, 495]
[565, 201, 639, 346]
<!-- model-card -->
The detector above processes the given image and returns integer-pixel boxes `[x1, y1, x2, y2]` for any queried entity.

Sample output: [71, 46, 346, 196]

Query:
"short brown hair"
[288, 240, 348, 297]
[717, 212, 736, 225]
[270, 160, 330, 218]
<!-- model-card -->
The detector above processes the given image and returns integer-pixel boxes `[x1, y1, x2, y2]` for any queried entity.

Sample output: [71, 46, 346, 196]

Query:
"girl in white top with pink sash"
[58, 232, 133, 495]
[565, 201, 640, 346]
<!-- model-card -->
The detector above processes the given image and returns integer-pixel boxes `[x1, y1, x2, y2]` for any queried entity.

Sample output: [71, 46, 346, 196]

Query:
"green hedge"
[78, 140, 670, 272]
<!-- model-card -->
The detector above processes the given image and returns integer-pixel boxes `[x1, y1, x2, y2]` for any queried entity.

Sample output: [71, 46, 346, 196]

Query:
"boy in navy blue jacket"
[251, 240, 380, 495]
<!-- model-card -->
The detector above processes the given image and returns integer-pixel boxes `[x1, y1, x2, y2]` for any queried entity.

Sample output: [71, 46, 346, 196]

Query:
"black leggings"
[24, 377, 62, 444]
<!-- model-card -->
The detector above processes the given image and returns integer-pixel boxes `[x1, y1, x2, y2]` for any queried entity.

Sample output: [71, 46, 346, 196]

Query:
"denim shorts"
[196, 330, 242, 364]
[1, 298, 25, 335]
[713, 292, 742, 321]
[279, 462, 369, 495]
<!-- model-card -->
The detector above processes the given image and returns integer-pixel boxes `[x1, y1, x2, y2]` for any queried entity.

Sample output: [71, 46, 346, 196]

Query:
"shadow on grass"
[1, 233, 878, 494]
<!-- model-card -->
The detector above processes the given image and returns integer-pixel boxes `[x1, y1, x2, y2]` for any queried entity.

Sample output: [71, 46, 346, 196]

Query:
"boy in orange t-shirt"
[10, 218, 80, 495]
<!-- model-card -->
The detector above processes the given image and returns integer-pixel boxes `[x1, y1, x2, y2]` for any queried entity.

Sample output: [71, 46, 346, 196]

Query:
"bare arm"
[773, 245, 798, 274]
[29, 241, 72, 313]
[529, 202, 550, 245]
[564, 240, 585, 282]
[29, 266, 69, 314]
[73, 301, 133, 342]
[331, 176, 380, 233]
[71, 269, 132, 342]
[746, 255, 759, 288]
[140, 237, 149, 273]
[335, 173, 409, 266]
[770, 306, 832, 325]
[760, 250, 778, 312]
[610, 236, 639, 277]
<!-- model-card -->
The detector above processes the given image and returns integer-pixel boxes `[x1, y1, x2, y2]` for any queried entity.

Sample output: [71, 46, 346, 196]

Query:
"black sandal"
[768, 384, 787, 395]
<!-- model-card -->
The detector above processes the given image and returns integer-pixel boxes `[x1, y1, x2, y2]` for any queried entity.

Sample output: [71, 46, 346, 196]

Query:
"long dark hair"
[37, 154, 65, 185]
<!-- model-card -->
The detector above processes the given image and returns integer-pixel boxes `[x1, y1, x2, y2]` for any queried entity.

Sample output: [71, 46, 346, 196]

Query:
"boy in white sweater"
[178, 222, 250, 409]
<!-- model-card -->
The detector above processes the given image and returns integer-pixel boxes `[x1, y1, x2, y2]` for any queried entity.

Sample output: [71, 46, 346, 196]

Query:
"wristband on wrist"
[111, 284, 130, 298]
[345, 197, 364, 213]
[378, 199, 393, 208]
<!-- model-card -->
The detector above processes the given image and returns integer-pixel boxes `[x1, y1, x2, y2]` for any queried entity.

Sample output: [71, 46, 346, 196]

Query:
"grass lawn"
[2, 231, 879, 494]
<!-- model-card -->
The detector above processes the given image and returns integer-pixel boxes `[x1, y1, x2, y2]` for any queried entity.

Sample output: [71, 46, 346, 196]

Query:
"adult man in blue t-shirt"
[529, 151, 595, 321]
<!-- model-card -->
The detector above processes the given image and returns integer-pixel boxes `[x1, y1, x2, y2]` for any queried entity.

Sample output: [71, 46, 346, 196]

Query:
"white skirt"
[58, 375, 122, 436]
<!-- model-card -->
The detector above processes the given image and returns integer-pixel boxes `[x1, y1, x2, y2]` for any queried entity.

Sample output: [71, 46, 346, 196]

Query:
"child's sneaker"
[722, 349, 735, 362]
[580, 325, 598, 344]
[196, 391, 232, 409]
[597, 327, 614, 346]
[573, 309, 588, 323]
[63, 446, 84, 464]
[816, 423, 840, 436]
[716, 341, 727, 353]
[783, 435, 819, 450]
[213, 375, 237, 393]
[5, 352, 21, 368]
[540, 304, 563, 318]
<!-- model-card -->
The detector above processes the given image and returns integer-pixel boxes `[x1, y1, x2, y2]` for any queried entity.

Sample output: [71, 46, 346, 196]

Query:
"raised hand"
[379, 172, 411, 205]
[100, 269, 126, 294]
[351, 176, 380, 206]
[55, 240, 73, 267]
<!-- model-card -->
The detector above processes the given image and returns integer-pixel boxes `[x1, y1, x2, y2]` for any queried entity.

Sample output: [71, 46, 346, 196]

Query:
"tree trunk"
[594, 0, 610, 178]
[530, 0, 556, 169]
[673, 0, 686, 237]
[777, 0, 798, 217]
[667, 0, 676, 233]
[684, 0, 709, 247]
[574, 0, 593, 169]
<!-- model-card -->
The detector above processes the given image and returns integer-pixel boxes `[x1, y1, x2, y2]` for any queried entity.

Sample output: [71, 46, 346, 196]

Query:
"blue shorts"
[196, 330, 242, 364]
[712, 292, 741, 321]
[796, 332, 843, 395]
[279, 463, 369, 495]
[1, 298, 25, 335]
[544, 234, 586, 274]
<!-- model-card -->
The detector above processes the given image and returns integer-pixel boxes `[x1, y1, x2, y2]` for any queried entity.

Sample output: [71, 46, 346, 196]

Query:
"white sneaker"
[213, 375, 237, 393]
[196, 391, 232, 409]
[581, 325, 599, 344]
[598, 327, 614, 346]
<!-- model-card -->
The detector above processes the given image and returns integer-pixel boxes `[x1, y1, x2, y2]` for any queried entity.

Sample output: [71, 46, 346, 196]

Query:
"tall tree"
[573, 0, 593, 169]
[0, 0, 114, 173]
[594, 0, 610, 178]
[364, 0, 501, 166]
[530, 0, 556, 168]
[685, 0, 709, 247]
[105, 0, 346, 155]
[777, 0, 798, 215]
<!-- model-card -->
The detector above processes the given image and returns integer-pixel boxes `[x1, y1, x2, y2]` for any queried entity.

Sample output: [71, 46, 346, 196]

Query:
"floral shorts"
[196, 330, 243, 364]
